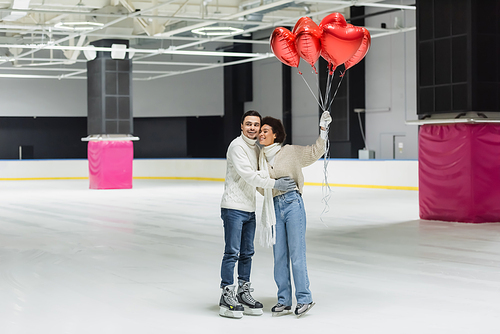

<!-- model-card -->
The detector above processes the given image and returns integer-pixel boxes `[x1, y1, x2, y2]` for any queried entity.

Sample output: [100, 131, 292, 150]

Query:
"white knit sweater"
[221, 133, 276, 212]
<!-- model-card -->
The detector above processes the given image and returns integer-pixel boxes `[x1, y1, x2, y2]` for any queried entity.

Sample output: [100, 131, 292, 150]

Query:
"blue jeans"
[220, 208, 256, 288]
[273, 191, 312, 305]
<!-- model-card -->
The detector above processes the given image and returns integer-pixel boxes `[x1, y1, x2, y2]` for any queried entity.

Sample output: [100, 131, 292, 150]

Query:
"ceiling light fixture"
[54, 21, 104, 31]
[191, 26, 244, 36]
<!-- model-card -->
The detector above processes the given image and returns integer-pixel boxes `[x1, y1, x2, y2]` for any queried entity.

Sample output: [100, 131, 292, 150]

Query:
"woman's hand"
[319, 111, 332, 130]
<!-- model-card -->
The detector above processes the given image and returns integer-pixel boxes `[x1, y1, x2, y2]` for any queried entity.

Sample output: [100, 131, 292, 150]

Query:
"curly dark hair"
[261, 116, 286, 144]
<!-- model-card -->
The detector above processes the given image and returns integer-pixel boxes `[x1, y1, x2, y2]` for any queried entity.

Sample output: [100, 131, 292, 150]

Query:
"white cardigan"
[221, 133, 276, 213]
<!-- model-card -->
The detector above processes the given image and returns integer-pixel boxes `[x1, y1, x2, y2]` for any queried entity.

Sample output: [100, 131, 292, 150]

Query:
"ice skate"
[271, 303, 292, 317]
[295, 302, 315, 318]
[236, 281, 263, 316]
[219, 285, 244, 318]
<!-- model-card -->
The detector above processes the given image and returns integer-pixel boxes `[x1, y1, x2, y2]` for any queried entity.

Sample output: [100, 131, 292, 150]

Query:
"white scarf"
[241, 131, 257, 147]
[258, 143, 281, 247]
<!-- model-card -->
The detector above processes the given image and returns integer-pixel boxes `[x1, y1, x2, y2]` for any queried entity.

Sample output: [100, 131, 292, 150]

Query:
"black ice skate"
[236, 281, 263, 316]
[219, 285, 244, 319]
[271, 303, 292, 317]
[295, 302, 315, 318]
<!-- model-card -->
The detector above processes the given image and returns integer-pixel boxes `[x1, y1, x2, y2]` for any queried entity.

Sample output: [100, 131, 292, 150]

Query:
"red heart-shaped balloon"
[320, 12, 347, 27]
[292, 17, 322, 68]
[344, 27, 371, 71]
[270, 27, 300, 68]
[320, 13, 365, 67]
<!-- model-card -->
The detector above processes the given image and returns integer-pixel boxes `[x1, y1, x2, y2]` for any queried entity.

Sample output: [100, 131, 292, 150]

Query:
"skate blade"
[219, 306, 243, 319]
[296, 302, 315, 318]
[272, 310, 292, 317]
[243, 306, 263, 316]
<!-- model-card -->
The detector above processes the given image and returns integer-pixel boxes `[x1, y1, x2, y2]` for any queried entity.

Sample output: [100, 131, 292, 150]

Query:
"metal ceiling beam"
[172, 3, 352, 51]
[0, 52, 274, 80]
[169, 0, 390, 52]
[0, 0, 179, 65]
[307, 1, 415, 10]
[0, 0, 414, 80]
[0, 7, 270, 25]
[0, 44, 266, 58]
[84, 33, 270, 44]
[158, 0, 296, 37]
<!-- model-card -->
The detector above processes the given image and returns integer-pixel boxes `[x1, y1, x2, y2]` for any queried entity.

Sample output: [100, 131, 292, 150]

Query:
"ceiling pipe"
[0, 67, 187, 74]
[141, 54, 273, 80]
[1, 0, 31, 22]
[0, 57, 218, 66]
[167, 0, 396, 53]
[0, 8, 269, 26]
[307, 1, 415, 10]
[370, 26, 416, 39]
[0, 0, 178, 66]
[171, 3, 352, 51]
[0, 0, 411, 79]
[85, 33, 270, 44]
[0, 44, 266, 58]
[0, 52, 274, 80]
[347, 4, 416, 22]
[141, 0, 390, 62]
[158, 0, 295, 37]
[131, 2, 353, 62]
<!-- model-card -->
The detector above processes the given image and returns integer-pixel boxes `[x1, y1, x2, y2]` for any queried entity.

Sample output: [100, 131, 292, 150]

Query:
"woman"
[258, 111, 331, 318]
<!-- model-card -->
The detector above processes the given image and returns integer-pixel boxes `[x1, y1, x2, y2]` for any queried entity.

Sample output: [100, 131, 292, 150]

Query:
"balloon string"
[297, 67, 333, 227]
[323, 69, 336, 111]
[295, 65, 343, 227]
[318, 68, 335, 226]
[299, 71, 322, 110]
[322, 71, 331, 111]
[319, 68, 345, 226]
[312, 69, 324, 108]
[320, 122, 331, 227]
[325, 71, 345, 112]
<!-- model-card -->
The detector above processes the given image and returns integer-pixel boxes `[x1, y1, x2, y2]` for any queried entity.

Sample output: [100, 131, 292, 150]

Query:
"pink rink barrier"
[419, 123, 500, 223]
[88, 141, 133, 189]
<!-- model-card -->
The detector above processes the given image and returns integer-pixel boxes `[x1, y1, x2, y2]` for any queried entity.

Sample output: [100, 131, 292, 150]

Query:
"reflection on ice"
[0, 180, 499, 333]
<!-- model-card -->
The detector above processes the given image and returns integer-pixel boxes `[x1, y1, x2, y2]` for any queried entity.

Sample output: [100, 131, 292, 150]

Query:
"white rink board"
[0, 159, 418, 189]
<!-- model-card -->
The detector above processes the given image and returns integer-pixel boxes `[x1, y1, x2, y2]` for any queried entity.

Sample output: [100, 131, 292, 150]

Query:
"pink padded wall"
[88, 141, 133, 189]
[419, 124, 500, 223]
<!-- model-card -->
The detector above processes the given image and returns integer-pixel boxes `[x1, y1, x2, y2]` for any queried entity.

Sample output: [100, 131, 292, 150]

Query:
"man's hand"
[273, 177, 297, 192]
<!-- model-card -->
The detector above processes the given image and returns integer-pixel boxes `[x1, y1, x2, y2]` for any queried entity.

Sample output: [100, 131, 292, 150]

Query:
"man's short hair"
[261, 116, 286, 144]
[241, 110, 262, 125]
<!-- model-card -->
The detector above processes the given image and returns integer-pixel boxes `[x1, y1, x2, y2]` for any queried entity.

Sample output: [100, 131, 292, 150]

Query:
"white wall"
[247, 42, 320, 145]
[0, 158, 418, 189]
[0, 67, 224, 118]
[0, 78, 88, 117]
[365, 2, 419, 159]
[245, 44, 283, 120]
[133, 68, 224, 117]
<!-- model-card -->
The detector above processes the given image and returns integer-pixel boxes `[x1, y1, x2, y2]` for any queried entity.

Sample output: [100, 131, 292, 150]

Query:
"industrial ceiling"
[0, 0, 415, 80]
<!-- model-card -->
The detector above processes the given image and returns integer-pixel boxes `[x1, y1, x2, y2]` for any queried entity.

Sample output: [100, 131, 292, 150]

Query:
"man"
[219, 110, 296, 319]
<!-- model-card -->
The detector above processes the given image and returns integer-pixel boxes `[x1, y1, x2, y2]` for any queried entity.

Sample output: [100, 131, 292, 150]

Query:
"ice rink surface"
[0, 179, 499, 334]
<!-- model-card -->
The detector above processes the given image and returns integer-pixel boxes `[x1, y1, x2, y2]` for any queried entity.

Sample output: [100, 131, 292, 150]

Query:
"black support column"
[87, 39, 133, 135]
[320, 6, 366, 158]
[221, 39, 253, 149]
[416, 1, 500, 223]
[85, 39, 136, 189]
[417, 0, 500, 117]
[282, 63, 292, 145]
